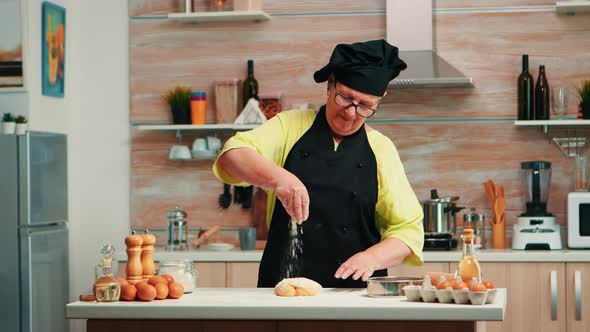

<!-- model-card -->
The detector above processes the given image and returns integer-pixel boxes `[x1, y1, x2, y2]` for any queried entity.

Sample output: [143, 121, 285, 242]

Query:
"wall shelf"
[134, 123, 258, 131]
[514, 120, 590, 126]
[555, 1, 590, 14]
[514, 119, 590, 157]
[167, 10, 271, 23]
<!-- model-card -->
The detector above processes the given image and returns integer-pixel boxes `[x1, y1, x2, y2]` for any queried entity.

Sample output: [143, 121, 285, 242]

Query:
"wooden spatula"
[495, 185, 507, 225]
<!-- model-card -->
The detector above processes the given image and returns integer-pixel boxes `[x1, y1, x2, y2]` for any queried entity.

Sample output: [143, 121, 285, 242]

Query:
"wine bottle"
[517, 54, 534, 120]
[534, 65, 550, 120]
[242, 59, 259, 108]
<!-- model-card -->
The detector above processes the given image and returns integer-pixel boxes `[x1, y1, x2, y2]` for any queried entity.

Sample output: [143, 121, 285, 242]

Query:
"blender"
[512, 161, 562, 250]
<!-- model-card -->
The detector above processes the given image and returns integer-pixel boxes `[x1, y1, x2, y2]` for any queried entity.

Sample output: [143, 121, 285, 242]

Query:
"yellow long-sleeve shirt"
[213, 109, 424, 266]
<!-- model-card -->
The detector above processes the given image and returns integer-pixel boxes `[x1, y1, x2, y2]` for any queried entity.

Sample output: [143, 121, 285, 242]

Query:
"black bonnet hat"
[313, 39, 407, 96]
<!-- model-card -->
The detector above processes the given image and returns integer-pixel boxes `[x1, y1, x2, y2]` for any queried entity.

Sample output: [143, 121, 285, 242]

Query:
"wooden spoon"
[495, 185, 507, 225]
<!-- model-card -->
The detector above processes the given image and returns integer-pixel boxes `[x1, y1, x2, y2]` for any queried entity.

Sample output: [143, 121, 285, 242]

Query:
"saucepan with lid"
[422, 189, 465, 236]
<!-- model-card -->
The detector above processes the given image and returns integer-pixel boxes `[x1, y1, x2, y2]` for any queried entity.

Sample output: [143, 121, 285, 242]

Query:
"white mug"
[169, 145, 192, 160]
[207, 136, 221, 151]
[192, 138, 208, 152]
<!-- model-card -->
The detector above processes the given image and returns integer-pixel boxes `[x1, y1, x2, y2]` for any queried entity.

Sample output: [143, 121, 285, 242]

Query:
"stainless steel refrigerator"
[0, 132, 69, 332]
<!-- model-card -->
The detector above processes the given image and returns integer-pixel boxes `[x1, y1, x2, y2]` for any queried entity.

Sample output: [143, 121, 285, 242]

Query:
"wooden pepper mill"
[125, 231, 144, 285]
[141, 230, 156, 281]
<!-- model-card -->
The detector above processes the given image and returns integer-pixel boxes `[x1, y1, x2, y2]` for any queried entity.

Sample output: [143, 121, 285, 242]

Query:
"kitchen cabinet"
[227, 262, 260, 287]
[450, 262, 510, 332]
[566, 263, 590, 332]
[450, 262, 566, 332]
[509, 263, 566, 332]
[194, 262, 226, 287]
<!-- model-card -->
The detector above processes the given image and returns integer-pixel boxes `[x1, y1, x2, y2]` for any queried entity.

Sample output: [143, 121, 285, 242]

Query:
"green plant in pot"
[15, 115, 28, 135]
[163, 86, 192, 124]
[580, 79, 590, 119]
[1, 112, 16, 134]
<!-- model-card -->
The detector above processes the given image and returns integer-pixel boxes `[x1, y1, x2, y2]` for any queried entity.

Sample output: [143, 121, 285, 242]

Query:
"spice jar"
[463, 208, 485, 249]
[158, 259, 198, 293]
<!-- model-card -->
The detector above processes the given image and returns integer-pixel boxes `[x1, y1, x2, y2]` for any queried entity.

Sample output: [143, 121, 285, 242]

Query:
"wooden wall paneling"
[130, 0, 386, 17]
[434, 0, 554, 9]
[129, 1, 590, 232]
[129, 14, 385, 123]
[371, 121, 571, 228]
[379, 11, 590, 119]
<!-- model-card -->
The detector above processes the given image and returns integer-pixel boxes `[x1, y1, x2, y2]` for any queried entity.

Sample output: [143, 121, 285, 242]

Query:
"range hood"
[386, 0, 474, 87]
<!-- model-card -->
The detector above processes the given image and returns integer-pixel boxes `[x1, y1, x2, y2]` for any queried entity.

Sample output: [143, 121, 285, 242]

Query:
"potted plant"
[1, 112, 16, 134]
[15, 115, 28, 135]
[163, 86, 192, 124]
[580, 79, 590, 119]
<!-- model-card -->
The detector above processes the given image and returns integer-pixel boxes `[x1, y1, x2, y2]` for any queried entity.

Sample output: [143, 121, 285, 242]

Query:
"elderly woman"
[213, 39, 424, 288]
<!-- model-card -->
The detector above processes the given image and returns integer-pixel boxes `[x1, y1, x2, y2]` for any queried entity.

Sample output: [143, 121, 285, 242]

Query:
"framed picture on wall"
[42, 1, 65, 97]
[0, 0, 23, 88]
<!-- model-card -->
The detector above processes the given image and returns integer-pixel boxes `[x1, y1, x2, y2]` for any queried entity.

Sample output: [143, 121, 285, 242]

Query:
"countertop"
[116, 248, 590, 263]
[66, 288, 506, 321]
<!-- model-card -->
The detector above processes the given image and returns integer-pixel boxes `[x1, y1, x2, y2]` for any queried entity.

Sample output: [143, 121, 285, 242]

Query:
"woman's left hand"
[334, 251, 380, 282]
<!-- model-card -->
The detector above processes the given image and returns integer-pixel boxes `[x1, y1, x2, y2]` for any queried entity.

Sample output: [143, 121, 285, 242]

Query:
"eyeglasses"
[333, 82, 379, 118]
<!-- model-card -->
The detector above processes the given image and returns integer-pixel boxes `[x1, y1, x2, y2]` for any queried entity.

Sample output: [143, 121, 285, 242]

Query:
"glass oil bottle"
[456, 229, 482, 282]
[93, 244, 121, 302]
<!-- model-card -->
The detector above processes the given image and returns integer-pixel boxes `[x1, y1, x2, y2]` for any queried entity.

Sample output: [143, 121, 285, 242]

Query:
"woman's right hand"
[274, 170, 309, 224]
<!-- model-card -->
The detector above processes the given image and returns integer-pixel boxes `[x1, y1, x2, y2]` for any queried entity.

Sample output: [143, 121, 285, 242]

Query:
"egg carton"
[402, 285, 497, 305]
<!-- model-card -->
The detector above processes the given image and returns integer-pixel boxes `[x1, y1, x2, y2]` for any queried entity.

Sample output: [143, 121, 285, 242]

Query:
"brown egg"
[120, 285, 137, 301]
[155, 283, 169, 300]
[168, 282, 184, 299]
[438, 280, 453, 290]
[137, 284, 157, 301]
[470, 282, 487, 292]
[453, 281, 469, 290]
[161, 274, 175, 285]
[116, 277, 130, 287]
[430, 278, 439, 288]
[483, 280, 496, 289]
[148, 276, 168, 287]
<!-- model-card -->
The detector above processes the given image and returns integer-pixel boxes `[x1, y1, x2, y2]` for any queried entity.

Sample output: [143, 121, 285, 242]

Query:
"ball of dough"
[274, 277, 322, 297]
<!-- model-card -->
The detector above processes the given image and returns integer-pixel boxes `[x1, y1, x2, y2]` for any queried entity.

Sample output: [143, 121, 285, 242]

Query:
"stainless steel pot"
[422, 189, 464, 236]
[366, 276, 423, 297]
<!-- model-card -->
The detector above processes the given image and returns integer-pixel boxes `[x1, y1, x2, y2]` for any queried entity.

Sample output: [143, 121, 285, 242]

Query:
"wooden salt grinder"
[141, 230, 157, 281]
[125, 231, 144, 285]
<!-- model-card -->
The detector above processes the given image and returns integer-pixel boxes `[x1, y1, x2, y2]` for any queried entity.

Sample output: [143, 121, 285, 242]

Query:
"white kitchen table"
[67, 288, 506, 332]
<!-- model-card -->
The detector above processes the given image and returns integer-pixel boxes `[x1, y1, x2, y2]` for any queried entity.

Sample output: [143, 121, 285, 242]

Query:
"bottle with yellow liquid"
[456, 229, 482, 282]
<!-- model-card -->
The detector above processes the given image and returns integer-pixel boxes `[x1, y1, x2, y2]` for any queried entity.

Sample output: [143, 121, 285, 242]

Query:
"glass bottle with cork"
[456, 229, 482, 283]
[535, 65, 550, 120]
[93, 244, 121, 302]
[517, 54, 534, 120]
[242, 59, 259, 109]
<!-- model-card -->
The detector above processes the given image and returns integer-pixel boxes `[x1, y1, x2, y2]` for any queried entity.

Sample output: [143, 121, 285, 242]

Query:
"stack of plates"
[207, 243, 234, 251]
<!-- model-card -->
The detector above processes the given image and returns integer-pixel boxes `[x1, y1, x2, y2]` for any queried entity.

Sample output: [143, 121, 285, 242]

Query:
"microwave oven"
[567, 192, 590, 248]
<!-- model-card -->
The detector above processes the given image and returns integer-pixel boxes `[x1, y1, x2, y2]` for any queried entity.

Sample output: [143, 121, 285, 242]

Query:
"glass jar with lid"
[463, 208, 486, 249]
[158, 259, 197, 293]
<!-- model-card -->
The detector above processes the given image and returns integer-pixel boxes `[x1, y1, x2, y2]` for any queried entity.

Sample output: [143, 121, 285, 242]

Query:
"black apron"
[257, 106, 386, 288]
